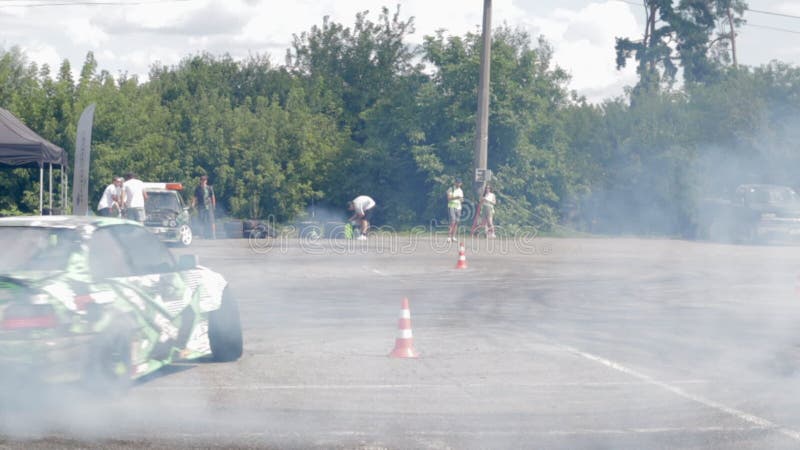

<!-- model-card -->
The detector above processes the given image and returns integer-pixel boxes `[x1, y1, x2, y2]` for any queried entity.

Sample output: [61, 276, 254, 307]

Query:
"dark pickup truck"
[697, 184, 800, 244]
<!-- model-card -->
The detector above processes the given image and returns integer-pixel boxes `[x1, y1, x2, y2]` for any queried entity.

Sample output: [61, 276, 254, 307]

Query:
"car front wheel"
[179, 224, 193, 246]
[208, 289, 243, 362]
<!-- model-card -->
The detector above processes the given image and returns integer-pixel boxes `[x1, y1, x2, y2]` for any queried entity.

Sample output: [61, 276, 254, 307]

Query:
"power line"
[613, 1, 800, 35]
[0, 0, 193, 7]
[747, 8, 800, 21]
[746, 23, 800, 35]
[614, 0, 800, 22]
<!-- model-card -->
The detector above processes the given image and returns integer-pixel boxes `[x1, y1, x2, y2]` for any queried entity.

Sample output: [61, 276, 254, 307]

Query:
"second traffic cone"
[455, 242, 468, 269]
[389, 297, 418, 358]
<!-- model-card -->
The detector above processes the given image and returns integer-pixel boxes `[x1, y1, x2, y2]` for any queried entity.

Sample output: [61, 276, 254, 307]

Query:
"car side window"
[110, 224, 177, 275]
[88, 228, 133, 279]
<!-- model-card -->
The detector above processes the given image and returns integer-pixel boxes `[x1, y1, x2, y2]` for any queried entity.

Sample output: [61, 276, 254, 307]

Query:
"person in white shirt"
[347, 195, 376, 240]
[123, 172, 148, 223]
[479, 185, 497, 238]
[446, 178, 464, 242]
[97, 176, 124, 217]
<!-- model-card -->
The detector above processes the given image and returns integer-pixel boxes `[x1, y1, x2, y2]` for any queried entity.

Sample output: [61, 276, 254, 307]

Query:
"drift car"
[697, 184, 800, 243]
[143, 182, 193, 246]
[0, 216, 242, 391]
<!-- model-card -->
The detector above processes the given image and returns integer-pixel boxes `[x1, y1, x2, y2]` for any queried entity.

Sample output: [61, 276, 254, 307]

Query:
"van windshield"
[146, 191, 182, 212]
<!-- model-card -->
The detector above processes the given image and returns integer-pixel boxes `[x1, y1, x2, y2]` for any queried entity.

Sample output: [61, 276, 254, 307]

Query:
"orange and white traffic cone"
[455, 242, 468, 269]
[389, 297, 419, 358]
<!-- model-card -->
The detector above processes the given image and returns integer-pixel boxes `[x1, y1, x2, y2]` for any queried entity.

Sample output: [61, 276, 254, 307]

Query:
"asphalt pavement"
[4, 234, 800, 449]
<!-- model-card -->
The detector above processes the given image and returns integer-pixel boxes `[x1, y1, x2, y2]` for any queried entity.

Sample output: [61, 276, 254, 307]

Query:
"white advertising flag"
[72, 103, 96, 215]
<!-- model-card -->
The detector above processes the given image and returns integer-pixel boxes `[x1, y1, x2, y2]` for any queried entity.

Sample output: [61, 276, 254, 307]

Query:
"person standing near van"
[192, 175, 216, 239]
[123, 172, 147, 222]
[97, 176, 124, 217]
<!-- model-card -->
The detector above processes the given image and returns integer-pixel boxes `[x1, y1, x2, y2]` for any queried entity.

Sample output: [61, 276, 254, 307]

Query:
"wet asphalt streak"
[4, 235, 800, 449]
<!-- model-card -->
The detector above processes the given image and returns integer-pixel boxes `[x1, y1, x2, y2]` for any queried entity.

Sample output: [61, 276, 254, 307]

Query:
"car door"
[90, 224, 197, 363]
[108, 224, 191, 317]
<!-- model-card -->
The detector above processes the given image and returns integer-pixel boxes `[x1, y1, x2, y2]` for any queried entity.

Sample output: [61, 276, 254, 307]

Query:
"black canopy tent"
[0, 107, 68, 214]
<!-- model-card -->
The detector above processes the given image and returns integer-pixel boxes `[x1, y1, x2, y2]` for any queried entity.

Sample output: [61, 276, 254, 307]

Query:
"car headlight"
[169, 219, 178, 227]
[162, 219, 170, 226]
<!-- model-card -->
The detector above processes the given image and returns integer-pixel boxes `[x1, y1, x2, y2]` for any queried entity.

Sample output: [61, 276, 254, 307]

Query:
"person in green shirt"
[446, 178, 464, 242]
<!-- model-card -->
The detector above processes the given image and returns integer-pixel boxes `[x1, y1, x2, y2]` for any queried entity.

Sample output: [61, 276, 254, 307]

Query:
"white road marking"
[144, 380, 709, 391]
[329, 426, 768, 436]
[559, 343, 800, 442]
[366, 266, 388, 276]
[163, 425, 767, 439]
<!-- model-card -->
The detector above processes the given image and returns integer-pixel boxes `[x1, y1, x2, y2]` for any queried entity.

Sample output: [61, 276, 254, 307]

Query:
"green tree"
[286, 6, 423, 223]
[615, 0, 747, 90]
[418, 28, 574, 228]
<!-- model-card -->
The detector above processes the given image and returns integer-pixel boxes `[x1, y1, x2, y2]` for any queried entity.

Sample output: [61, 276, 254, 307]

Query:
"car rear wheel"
[179, 224, 193, 246]
[208, 289, 243, 362]
[84, 323, 133, 395]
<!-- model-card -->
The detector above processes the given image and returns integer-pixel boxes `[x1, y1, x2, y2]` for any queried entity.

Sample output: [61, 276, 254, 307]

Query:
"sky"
[1, 0, 800, 103]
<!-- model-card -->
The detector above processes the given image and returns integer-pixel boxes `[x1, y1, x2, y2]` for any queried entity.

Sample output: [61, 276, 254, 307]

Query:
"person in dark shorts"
[192, 175, 216, 239]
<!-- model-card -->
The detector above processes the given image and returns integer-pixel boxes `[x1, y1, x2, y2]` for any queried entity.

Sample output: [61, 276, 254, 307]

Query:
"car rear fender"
[0, 276, 35, 306]
[185, 266, 227, 313]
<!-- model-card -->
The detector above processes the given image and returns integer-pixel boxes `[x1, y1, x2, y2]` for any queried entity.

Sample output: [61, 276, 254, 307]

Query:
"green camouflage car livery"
[0, 216, 242, 391]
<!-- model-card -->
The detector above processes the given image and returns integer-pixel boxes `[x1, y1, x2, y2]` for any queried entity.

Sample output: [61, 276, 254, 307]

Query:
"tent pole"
[65, 166, 69, 214]
[61, 166, 65, 213]
[39, 165, 44, 215]
[48, 163, 53, 214]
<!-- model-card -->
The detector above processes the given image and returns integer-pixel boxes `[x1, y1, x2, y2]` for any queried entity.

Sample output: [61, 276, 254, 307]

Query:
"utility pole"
[726, 4, 738, 68]
[471, 0, 492, 235]
[474, 0, 491, 182]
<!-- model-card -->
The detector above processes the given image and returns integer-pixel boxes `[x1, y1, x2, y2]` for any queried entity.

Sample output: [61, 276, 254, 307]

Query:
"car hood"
[148, 208, 181, 216]
[751, 202, 800, 217]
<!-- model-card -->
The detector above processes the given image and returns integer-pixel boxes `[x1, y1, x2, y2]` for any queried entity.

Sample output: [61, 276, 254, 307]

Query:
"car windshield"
[146, 191, 182, 211]
[767, 187, 798, 203]
[744, 186, 799, 205]
[0, 226, 81, 272]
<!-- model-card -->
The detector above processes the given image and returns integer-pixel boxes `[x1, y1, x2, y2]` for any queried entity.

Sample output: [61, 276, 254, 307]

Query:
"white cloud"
[108, 0, 213, 30]
[21, 42, 61, 72]
[118, 47, 183, 76]
[99, 49, 116, 62]
[65, 17, 108, 47]
[773, 2, 800, 15]
[522, 1, 640, 101]
[0, 1, 659, 101]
